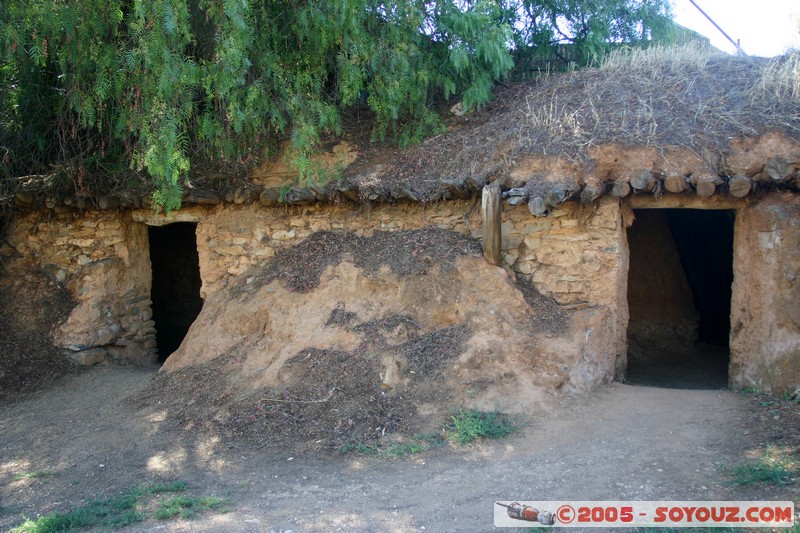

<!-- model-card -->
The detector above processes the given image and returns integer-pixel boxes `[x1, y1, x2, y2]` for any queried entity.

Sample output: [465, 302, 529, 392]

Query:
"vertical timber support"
[482, 182, 502, 266]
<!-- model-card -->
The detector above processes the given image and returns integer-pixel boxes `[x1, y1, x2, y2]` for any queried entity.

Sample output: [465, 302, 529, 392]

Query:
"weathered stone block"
[272, 230, 296, 241]
[67, 348, 107, 366]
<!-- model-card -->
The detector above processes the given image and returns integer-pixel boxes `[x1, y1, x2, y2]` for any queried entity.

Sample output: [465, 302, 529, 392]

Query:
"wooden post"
[580, 183, 602, 204]
[482, 182, 502, 266]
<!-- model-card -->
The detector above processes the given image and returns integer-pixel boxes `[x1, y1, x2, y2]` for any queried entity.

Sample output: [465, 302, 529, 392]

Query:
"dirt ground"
[1, 364, 798, 532]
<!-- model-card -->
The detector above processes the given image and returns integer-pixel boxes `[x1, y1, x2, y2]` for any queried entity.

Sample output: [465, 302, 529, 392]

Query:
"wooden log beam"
[233, 187, 259, 204]
[663, 173, 688, 193]
[727, 175, 752, 198]
[528, 195, 547, 217]
[580, 183, 602, 204]
[610, 179, 631, 198]
[691, 174, 721, 198]
[259, 187, 281, 206]
[185, 190, 222, 205]
[630, 169, 656, 192]
[14, 192, 35, 206]
[544, 188, 567, 208]
[98, 195, 120, 210]
[765, 157, 791, 182]
[503, 184, 532, 206]
[441, 176, 468, 199]
[503, 186, 529, 199]
[506, 195, 528, 206]
[481, 182, 502, 266]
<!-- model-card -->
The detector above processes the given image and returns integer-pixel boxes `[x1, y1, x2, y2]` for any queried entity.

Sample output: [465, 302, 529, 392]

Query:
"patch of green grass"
[8, 481, 228, 533]
[154, 495, 229, 520]
[740, 386, 761, 395]
[784, 389, 800, 404]
[9, 494, 143, 533]
[344, 443, 378, 455]
[728, 445, 798, 486]
[445, 410, 515, 445]
[13, 471, 57, 481]
[380, 441, 429, 457]
[341, 432, 448, 458]
[134, 480, 187, 496]
[341, 412, 516, 456]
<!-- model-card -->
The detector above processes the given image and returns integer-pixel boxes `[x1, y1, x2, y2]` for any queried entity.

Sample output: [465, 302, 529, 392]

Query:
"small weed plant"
[342, 410, 516, 457]
[446, 410, 515, 445]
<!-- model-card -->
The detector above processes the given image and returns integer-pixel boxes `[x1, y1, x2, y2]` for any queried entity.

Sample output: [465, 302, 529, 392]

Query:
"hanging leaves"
[0, 0, 669, 211]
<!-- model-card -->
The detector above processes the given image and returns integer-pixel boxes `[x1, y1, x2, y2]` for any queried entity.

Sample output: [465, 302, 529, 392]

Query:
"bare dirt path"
[1, 365, 797, 532]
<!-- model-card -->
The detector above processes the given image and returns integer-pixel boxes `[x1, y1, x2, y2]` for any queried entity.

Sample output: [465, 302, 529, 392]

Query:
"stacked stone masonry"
[10, 199, 625, 367]
[9, 212, 156, 364]
[8, 192, 798, 396]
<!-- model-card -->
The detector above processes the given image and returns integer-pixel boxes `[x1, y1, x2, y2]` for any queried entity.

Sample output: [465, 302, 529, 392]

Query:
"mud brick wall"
[133, 201, 480, 298]
[501, 197, 626, 307]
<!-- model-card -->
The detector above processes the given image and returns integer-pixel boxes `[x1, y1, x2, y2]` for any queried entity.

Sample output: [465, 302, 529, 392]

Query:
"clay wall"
[730, 192, 800, 394]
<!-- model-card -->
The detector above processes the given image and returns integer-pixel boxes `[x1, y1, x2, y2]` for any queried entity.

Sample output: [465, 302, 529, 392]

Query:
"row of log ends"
[11, 157, 798, 213]
[500, 156, 799, 218]
[12, 172, 492, 211]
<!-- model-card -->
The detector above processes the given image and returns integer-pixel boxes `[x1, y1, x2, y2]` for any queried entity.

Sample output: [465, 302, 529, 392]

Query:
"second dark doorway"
[149, 223, 203, 364]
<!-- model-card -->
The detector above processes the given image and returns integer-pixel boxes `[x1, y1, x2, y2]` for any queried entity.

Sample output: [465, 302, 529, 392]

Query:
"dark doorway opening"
[626, 209, 734, 389]
[149, 223, 203, 363]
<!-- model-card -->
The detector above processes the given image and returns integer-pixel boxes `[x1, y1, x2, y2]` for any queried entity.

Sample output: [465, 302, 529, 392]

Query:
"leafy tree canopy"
[0, 0, 670, 210]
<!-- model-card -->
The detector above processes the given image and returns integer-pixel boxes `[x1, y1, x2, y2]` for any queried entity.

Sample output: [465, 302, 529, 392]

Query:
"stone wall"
[8, 211, 156, 364]
[133, 197, 628, 386]
[730, 192, 800, 394]
[132, 198, 625, 307]
[10, 196, 627, 386]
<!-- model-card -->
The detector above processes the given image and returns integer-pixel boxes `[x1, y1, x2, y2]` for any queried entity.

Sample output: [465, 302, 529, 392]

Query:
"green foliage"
[500, 0, 673, 72]
[8, 480, 225, 533]
[446, 409, 516, 445]
[1, 0, 671, 210]
[154, 494, 229, 520]
[340, 412, 516, 456]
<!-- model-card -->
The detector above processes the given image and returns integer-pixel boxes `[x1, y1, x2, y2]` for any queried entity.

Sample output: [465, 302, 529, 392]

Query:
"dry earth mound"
[136, 228, 610, 452]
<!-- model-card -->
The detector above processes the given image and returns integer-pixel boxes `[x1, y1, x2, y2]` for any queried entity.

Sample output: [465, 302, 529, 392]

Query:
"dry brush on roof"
[353, 46, 800, 201]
